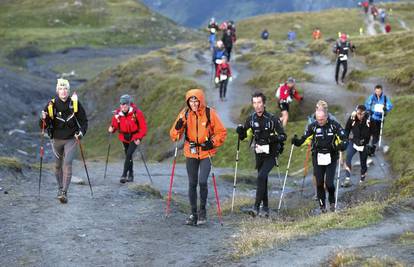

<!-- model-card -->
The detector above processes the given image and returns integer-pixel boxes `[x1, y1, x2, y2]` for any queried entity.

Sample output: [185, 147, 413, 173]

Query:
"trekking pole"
[275, 156, 282, 189]
[166, 135, 179, 217]
[38, 119, 46, 199]
[207, 152, 223, 226]
[138, 145, 153, 184]
[230, 137, 240, 213]
[77, 139, 93, 197]
[378, 111, 385, 148]
[335, 152, 342, 211]
[103, 133, 111, 179]
[278, 144, 294, 211]
[300, 143, 311, 197]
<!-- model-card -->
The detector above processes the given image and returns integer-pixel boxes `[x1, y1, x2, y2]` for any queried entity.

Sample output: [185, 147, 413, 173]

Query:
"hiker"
[212, 40, 228, 73]
[364, 85, 393, 154]
[371, 5, 378, 20]
[292, 108, 348, 213]
[275, 77, 303, 127]
[170, 89, 227, 226]
[222, 28, 234, 61]
[215, 55, 232, 101]
[227, 20, 237, 44]
[40, 78, 88, 204]
[261, 29, 269, 40]
[333, 33, 355, 85]
[207, 17, 219, 32]
[385, 23, 391, 33]
[312, 27, 322, 40]
[379, 8, 386, 24]
[236, 92, 286, 217]
[342, 105, 373, 187]
[108, 94, 147, 183]
[362, 1, 369, 14]
[287, 30, 296, 41]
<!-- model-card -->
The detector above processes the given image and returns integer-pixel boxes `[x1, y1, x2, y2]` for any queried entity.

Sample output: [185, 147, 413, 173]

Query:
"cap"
[120, 94, 132, 105]
[287, 77, 296, 84]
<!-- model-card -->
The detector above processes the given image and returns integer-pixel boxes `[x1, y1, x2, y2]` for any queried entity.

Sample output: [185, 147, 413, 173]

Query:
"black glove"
[236, 124, 246, 140]
[201, 139, 214, 151]
[175, 118, 184, 130]
[300, 96, 304, 102]
[336, 141, 348, 152]
[276, 142, 284, 155]
[367, 145, 376, 156]
[291, 134, 301, 146]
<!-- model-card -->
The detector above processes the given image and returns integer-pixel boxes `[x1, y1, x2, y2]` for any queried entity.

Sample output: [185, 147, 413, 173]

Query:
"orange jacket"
[170, 89, 227, 159]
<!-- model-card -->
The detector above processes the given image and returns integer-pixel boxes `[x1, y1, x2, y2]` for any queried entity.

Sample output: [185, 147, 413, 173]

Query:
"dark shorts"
[279, 102, 289, 112]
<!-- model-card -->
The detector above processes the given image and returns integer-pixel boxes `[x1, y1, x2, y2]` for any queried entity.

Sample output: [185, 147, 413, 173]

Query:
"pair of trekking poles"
[165, 135, 224, 226]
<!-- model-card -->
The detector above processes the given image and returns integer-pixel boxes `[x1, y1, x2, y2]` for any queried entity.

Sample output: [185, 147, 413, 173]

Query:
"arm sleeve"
[298, 123, 315, 146]
[210, 110, 227, 147]
[228, 65, 232, 77]
[293, 88, 302, 101]
[215, 64, 221, 78]
[169, 109, 187, 142]
[274, 117, 287, 141]
[133, 109, 147, 140]
[385, 96, 393, 112]
[344, 117, 352, 138]
[76, 102, 88, 135]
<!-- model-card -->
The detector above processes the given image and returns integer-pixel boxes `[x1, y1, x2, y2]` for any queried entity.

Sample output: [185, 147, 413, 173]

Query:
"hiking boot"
[248, 206, 259, 218]
[126, 174, 134, 182]
[58, 191, 68, 204]
[360, 175, 366, 183]
[260, 207, 269, 218]
[198, 209, 207, 225]
[57, 188, 63, 198]
[341, 177, 352, 188]
[330, 203, 336, 212]
[120, 176, 127, 184]
[185, 214, 198, 226]
[320, 205, 327, 213]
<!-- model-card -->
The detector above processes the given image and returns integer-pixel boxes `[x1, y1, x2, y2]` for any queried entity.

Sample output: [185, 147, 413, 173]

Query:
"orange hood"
[185, 89, 206, 111]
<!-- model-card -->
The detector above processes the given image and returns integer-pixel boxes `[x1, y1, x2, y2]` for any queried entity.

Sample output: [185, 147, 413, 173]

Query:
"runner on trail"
[275, 77, 303, 127]
[170, 89, 227, 226]
[221, 27, 234, 61]
[261, 29, 269, 40]
[287, 30, 296, 41]
[343, 105, 373, 187]
[40, 78, 88, 204]
[212, 40, 228, 74]
[312, 27, 322, 40]
[108, 94, 147, 184]
[236, 92, 286, 217]
[207, 17, 219, 32]
[364, 85, 393, 154]
[215, 55, 232, 101]
[333, 33, 355, 85]
[292, 108, 348, 213]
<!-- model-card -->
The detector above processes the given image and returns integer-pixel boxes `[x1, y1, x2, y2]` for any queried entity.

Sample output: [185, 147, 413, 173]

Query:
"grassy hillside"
[0, 0, 199, 65]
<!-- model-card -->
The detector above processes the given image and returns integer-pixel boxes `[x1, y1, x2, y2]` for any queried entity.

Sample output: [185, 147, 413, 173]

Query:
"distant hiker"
[292, 108, 348, 213]
[312, 27, 322, 40]
[362, 1, 369, 14]
[208, 28, 216, 51]
[222, 28, 234, 61]
[364, 85, 393, 154]
[215, 55, 232, 101]
[261, 29, 269, 40]
[379, 8, 386, 24]
[333, 33, 355, 84]
[212, 40, 228, 73]
[343, 105, 373, 187]
[170, 89, 227, 226]
[227, 20, 237, 44]
[207, 17, 219, 31]
[287, 30, 296, 41]
[108, 94, 147, 183]
[385, 23, 391, 33]
[275, 77, 303, 127]
[236, 92, 286, 217]
[40, 78, 88, 204]
[371, 5, 379, 20]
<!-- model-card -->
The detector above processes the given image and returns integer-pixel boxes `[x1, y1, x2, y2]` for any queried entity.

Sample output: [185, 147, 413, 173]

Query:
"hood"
[185, 89, 206, 111]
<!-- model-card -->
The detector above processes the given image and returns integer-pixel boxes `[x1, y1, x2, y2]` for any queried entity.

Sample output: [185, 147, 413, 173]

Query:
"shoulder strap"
[206, 106, 211, 127]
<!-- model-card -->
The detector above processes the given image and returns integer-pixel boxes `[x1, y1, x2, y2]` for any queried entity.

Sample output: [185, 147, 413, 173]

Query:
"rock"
[72, 176, 85, 185]
[17, 149, 28, 156]
[383, 145, 390, 154]
[8, 129, 26, 136]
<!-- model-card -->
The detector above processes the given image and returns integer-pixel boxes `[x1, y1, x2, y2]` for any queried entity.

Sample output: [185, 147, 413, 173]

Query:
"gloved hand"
[291, 134, 301, 146]
[367, 144, 376, 156]
[75, 131, 83, 140]
[335, 141, 348, 152]
[276, 142, 284, 155]
[215, 77, 219, 84]
[201, 139, 214, 151]
[175, 118, 184, 130]
[236, 124, 246, 140]
[229, 77, 233, 82]
[300, 96, 304, 102]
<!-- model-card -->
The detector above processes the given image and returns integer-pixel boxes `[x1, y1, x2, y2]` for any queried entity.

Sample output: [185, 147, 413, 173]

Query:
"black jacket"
[40, 97, 88, 140]
[333, 40, 355, 56]
[241, 110, 286, 158]
[222, 32, 233, 49]
[345, 114, 372, 146]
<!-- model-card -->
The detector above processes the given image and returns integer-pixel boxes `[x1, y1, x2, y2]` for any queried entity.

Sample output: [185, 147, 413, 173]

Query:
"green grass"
[328, 250, 406, 267]
[128, 183, 162, 198]
[0, 157, 23, 171]
[232, 201, 386, 259]
[398, 231, 414, 245]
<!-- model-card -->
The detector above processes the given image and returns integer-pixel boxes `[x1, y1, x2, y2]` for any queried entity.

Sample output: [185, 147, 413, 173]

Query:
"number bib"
[220, 74, 228, 81]
[353, 143, 364, 152]
[255, 144, 270, 154]
[317, 153, 331, 166]
[215, 59, 222, 64]
[339, 54, 348, 61]
[374, 104, 384, 113]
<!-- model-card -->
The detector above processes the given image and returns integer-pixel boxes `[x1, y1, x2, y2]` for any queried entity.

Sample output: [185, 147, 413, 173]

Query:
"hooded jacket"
[111, 103, 147, 143]
[170, 89, 227, 159]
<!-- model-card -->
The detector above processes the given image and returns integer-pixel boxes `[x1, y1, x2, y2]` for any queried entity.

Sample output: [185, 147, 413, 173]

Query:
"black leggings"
[370, 119, 382, 145]
[313, 155, 337, 206]
[186, 158, 211, 214]
[255, 156, 276, 209]
[219, 79, 228, 98]
[335, 59, 348, 82]
[122, 142, 138, 177]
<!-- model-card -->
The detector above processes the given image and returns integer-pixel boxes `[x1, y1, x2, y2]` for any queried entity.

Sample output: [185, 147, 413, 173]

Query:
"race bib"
[353, 143, 364, 152]
[255, 144, 270, 154]
[317, 153, 331, 166]
[220, 74, 228, 81]
[374, 104, 384, 113]
[215, 59, 222, 64]
[339, 54, 348, 61]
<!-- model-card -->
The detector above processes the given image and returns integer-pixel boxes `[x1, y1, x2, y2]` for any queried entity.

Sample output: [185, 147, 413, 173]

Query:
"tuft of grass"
[0, 157, 23, 172]
[128, 183, 162, 198]
[346, 81, 367, 92]
[398, 231, 414, 245]
[232, 201, 386, 259]
[329, 250, 406, 267]
[193, 69, 207, 76]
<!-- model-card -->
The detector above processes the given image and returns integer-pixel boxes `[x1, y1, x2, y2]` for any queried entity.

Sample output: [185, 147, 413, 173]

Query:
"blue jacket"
[209, 33, 216, 50]
[365, 93, 393, 121]
[212, 47, 227, 63]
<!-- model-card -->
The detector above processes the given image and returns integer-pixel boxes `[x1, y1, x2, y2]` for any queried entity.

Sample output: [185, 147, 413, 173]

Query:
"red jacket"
[215, 62, 232, 79]
[111, 104, 147, 143]
[276, 83, 302, 103]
